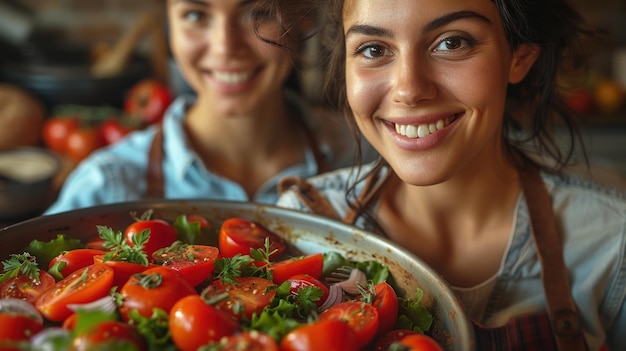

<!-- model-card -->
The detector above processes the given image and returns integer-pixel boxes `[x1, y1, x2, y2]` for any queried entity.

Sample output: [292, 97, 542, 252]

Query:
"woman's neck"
[377, 158, 521, 287]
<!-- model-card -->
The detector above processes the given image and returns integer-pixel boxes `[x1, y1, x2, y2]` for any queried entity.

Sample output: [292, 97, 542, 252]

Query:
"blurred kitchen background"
[0, 0, 624, 222]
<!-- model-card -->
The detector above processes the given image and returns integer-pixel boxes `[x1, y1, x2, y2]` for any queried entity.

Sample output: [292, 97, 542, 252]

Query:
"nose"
[210, 16, 247, 57]
[391, 52, 437, 105]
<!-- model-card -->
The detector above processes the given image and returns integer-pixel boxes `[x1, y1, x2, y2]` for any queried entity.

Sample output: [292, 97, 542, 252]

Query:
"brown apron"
[145, 120, 329, 199]
[278, 166, 589, 350]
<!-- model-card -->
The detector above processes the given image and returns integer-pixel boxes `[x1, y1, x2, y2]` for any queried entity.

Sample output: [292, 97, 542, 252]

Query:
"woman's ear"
[508, 43, 540, 84]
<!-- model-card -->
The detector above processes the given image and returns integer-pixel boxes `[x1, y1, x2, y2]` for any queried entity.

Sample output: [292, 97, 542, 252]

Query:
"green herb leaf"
[0, 252, 40, 284]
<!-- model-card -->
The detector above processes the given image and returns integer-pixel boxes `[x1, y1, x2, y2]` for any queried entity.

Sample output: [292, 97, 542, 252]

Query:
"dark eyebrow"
[424, 10, 491, 32]
[345, 10, 491, 38]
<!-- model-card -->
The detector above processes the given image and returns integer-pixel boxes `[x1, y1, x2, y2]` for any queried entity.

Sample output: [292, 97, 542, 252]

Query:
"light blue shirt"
[45, 94, 325, 215]
[277, 162, 626, 351]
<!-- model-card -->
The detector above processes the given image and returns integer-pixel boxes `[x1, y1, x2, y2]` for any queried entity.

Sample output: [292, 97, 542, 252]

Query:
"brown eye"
[358, 44, 389, 59]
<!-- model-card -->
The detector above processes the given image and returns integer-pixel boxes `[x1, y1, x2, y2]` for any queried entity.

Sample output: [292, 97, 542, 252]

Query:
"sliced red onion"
[67, 295, 117, 315]
[319, 283, 344, 311]
[0, 298, 43, 325]
[335, 268, 367, 295]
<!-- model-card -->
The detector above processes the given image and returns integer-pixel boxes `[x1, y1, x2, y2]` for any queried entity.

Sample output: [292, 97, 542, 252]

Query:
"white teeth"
[395, 116, 451, 139]
[214, 71, 252, 84]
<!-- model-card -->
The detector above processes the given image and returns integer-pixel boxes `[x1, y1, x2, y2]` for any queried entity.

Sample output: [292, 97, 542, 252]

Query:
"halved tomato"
[213, 331, 279, 351]
[152, 243, 220, 287]
[218, 218, 286, 259]
[269, 253, 323, 284]
[391, 333, 444, 351]
[202, 276, 276, 320]
[34, 264, 114, 321]
[0, 270, 56, 304]
[93, 255, 153, 288]
[48, 249, 107, 279]
[71, 320, 148, 351]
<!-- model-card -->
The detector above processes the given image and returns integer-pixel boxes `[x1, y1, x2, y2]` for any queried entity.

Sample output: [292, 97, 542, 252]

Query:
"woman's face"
[343, 0, 537, 185]
[168, 0, 294, 116]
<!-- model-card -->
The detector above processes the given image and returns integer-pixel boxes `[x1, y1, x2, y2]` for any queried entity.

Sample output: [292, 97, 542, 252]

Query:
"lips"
[394, 114, 459, 139]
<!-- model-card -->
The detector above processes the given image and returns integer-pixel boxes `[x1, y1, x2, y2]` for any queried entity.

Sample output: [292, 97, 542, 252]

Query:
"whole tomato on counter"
[123, 79, 173, 126]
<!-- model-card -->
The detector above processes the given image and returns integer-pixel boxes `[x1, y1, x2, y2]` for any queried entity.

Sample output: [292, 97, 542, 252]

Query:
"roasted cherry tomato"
[218, 218, 286, 259]
[169, 295, 239, 351]
[269, 253, 324, 284]
[371, 282, 400, 335]
[48, 249, 107, 279]
[93, 255, 153, 288]
[0, 313, 43, 347]
[152, 243, 220, 287]
[280, 318, 359, 351]
[123, 79, 173, 126]
[213, 330, 279, 351]
[320, 301, 380, 349]
[125, 219, 178, 257]
[71, 320, 148, 351]
[288, 274, 329, 307]
[118, 266, 196, 321]
[35, 264, 114, 322]
[202, 276, 276, 320]
[0, 270, 56, 304]
[374, 329, 419, 351]
[389, 333, 444, 351]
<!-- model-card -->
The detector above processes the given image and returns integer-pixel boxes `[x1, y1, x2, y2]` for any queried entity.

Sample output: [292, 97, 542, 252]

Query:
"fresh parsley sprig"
[97, 225, 149, 266]
[0, 252, 40, 284]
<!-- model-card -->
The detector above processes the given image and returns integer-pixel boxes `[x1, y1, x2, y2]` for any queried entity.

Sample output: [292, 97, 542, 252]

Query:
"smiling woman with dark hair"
[45, 0, 355, 214]
[277, 0, 626, 350]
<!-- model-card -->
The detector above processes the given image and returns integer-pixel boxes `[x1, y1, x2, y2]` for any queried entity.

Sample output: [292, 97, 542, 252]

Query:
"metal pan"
[0, 199, 475, 351]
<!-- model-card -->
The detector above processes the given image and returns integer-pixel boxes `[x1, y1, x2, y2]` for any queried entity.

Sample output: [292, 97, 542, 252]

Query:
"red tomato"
[35, 264, 114, 322]
[215, 331, 279, 351]
[374, 329, 419, 351]
[48, 249, 106, 279]
[187, 214, 211, 228]
[118, 266, 196, 321]
[202, 276, 276, 320]
[41, 116, 80, 154]
[269, 253, 323, 284]
[0, 270, 56, 304]
[0, 313, 43, 347]
[169, 295, 239, 351]
[71, 320, 148, 351]
[85, 236, 107, 251]
[392, 334, 444, 351]
[320, 301, 380, 349]
[125, 219, 178, 257]
[280, 319, 359, 351]
[152, 244, 220, 287]
[123, 79, 173, 125]
[371, 282, 400, 335]
[98, 118, 135, 145]
[62, 312, 78, 330]
[288, 274, 329, 307]
[65, 127, 104, 163]
[218, 218, 286, 259]
[93, 255, 152, 288]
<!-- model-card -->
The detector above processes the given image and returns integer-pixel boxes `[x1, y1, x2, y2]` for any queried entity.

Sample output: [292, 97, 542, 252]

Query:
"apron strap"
[521, 166, 588, 350]
[145, 124, 164, 199]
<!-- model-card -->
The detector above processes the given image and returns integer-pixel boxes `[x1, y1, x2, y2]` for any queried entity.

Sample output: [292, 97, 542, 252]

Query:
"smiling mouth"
[394, 114, 460, 139]
[213, 70, 254, 84]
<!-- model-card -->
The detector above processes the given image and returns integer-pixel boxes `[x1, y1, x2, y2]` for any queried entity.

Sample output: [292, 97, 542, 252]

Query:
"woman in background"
[277, 0, 626, 349]
[46, 0, 346, 214]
